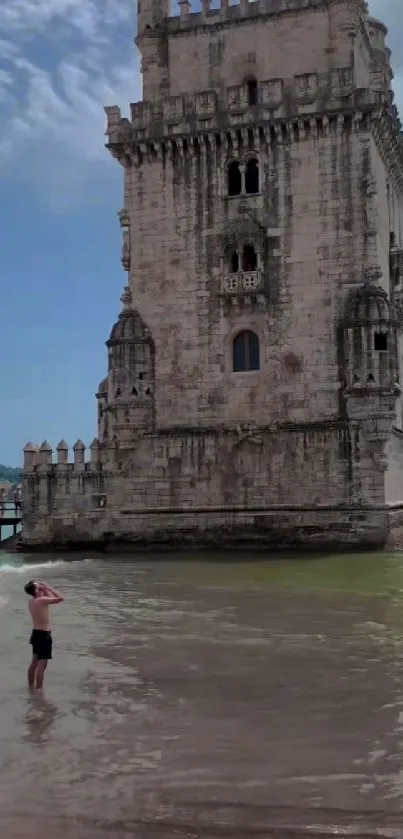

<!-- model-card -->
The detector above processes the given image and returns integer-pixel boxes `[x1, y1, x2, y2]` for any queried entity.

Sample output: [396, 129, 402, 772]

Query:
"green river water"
[1, 549, 403, 838]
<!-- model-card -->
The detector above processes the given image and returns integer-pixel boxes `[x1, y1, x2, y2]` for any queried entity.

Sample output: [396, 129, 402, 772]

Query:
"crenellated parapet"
[22, 438, 106, 519]
[163, 0, 367, 30]
[23, 439, 101, 474]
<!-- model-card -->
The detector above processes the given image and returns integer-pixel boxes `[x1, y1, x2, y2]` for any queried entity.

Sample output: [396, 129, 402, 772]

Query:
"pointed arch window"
[232, 330, 260, 372]
[242, 244, 257, 272]
[230, 250, 239, 272]
[227, 160, 242, 196]
[245, 158, 259, 194]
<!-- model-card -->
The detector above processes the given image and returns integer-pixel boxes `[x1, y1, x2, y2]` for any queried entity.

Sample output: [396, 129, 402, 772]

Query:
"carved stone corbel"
[234, 424, 263, 447]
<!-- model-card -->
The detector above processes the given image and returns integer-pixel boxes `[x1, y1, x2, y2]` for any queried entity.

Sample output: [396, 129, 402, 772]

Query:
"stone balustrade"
[221, 270, 263, 295]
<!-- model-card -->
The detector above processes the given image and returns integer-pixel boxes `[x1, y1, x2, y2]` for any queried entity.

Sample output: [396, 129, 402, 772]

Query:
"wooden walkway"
[0, 503, 22, 542]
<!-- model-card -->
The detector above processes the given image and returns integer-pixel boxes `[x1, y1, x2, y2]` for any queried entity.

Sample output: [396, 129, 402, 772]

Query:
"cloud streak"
[0, 0, 400, 208]
[0, 0, 132, 38]
[0, 0, 139, 207]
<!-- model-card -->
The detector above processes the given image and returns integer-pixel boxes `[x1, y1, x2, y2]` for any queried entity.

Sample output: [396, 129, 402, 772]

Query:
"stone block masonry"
[20, 0, 403, 552]
[19, 422, 395, 551]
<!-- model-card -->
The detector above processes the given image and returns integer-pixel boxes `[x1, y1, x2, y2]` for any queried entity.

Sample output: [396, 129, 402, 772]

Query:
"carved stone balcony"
[221, 271, 263, 296]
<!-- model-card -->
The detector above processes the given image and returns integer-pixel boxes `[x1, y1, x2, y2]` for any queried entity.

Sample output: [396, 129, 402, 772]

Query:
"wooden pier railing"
[0, 502, 22, 543]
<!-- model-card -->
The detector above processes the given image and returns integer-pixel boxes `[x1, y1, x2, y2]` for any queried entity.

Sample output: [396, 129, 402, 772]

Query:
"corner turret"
[136, 0, 169, 37]
[135, 0, 170, 101]
[341, 271, 399, 398]
[339, 271, 400, 478]
[96, 286, 155, 447]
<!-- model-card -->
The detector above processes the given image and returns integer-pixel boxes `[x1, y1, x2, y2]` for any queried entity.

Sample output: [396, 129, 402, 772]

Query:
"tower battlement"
[139, 0, 368, 30]
[23, 440, 101, 473]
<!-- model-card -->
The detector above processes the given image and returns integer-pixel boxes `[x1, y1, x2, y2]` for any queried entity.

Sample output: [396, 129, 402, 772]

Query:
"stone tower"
[21, 0, 403, 551]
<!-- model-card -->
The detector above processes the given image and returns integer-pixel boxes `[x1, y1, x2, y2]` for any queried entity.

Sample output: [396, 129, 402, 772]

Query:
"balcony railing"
[221, 271, 263, 295]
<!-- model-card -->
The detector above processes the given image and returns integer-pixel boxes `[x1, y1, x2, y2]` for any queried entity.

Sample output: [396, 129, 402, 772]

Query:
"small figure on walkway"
[13, 486, 22, 516]
[0, 488, 6, 517]
[25, 581, 64, 690]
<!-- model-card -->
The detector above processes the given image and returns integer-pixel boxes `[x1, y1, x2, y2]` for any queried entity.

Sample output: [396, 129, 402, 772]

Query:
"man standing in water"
[24, 580, 64, 689]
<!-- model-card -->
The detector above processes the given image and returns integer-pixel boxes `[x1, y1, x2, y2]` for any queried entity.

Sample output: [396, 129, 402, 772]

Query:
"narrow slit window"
[227, 160, 242, 196]
[374, 332, 388, 351]
[245, 158, 259, 194]
[242, 244, 257, 272]
[230, 251, 239, 272]
[247, 79, 258, 106]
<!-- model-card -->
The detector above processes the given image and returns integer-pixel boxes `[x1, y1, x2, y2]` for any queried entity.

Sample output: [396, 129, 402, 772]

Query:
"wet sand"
[1, 552, 403, 837]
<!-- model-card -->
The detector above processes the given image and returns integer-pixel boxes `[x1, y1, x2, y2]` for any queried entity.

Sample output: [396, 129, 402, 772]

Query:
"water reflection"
[23, 694, 58, 746]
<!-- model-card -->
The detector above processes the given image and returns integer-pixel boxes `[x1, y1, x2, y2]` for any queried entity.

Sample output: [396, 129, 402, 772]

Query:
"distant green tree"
[0, 465, 23, 484]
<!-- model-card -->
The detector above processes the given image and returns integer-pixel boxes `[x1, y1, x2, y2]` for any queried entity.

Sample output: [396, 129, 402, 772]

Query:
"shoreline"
[2, 804, 403, 839]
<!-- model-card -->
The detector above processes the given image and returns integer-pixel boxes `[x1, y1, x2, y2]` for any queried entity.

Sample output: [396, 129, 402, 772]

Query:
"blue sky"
[0, 0, 401, 466]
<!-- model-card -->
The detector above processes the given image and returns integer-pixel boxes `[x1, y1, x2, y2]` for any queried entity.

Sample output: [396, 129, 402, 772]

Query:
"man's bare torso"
[29, 598, 50, 631]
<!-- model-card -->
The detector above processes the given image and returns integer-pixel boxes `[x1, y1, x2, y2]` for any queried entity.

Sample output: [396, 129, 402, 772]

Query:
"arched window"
[228, 160, 242, 196]
[230, 250, 239, 272]
[245, 158, 259, 194]
[232, 330, 260, 372]
[247, 79, 258, 106]
[242, 244, 257, 272]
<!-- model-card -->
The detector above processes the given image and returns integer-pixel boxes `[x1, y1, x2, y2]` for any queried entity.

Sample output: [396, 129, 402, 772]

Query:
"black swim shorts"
[30, 629, 52, 661]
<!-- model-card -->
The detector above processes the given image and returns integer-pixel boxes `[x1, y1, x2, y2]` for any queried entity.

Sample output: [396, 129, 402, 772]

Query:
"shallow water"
[1, 550, 403, 838]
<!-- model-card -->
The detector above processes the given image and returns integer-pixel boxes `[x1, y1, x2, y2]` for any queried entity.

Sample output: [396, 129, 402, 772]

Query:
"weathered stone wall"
[21, 422, 389, 551]
[369, 136, 403, 429]
[167, 2, 356, 97]
[126, 0, 399, 436]
[371, 138, 394, 290]
[353, 20, 371, 88]
[385, 429, 403, 506]
[23, 506, 388, 552]
[129, 120, 379, 429]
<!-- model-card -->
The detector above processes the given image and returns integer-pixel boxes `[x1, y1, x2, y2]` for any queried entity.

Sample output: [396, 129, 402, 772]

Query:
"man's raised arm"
[38, 582, 64, 604]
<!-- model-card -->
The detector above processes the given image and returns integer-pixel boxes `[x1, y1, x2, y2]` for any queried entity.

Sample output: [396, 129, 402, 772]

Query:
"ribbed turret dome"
[344, 278, 393, 327]
[97, 376, 108, 396]
[107, 286, 150, 344]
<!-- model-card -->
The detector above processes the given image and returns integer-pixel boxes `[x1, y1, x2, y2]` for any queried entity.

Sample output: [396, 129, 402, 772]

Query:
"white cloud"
[0, 0, 400, 209]
[0, 0, 131, 38]
[0, 0, 139, 207]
